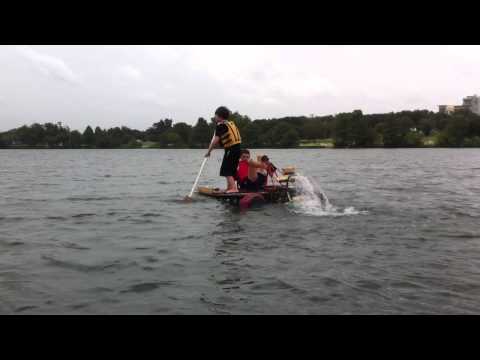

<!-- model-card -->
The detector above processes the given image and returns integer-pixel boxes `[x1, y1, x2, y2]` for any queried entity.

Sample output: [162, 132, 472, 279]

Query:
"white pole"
[186, 132, 216, 198]
[188, 157, 208, 198]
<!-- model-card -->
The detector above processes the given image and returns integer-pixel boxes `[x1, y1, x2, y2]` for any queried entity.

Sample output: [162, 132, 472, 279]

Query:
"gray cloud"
[1, 45, 480, 131]
[133, 91, 176, 108]
[16, 46, 80, 85]
[118, 65, 142, 80]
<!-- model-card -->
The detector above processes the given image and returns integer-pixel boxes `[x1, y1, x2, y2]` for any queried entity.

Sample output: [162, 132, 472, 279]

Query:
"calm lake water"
[1, 148, 480, 314]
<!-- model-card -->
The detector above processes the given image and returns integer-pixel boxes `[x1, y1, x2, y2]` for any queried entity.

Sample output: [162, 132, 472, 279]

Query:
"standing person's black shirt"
[215, 122, 229, 148]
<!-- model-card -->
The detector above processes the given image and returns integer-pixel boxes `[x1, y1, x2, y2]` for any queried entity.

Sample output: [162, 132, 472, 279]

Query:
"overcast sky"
[1, 45, 479, 131]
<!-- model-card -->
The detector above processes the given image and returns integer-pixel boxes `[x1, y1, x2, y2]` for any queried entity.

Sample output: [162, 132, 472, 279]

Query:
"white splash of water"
[289, 175, 367, 217]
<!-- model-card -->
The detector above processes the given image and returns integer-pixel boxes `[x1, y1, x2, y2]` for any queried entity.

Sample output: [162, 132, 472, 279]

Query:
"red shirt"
[237, 159, 249, 182]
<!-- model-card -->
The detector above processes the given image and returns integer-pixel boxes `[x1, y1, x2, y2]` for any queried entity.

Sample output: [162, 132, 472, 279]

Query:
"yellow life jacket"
[220, 121, 241, 148]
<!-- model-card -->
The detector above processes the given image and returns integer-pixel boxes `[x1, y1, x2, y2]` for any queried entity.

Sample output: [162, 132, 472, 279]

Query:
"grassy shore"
[299, 139, 334, 148]
[0, 135, 468, 150]
[298, 135, 441, 148]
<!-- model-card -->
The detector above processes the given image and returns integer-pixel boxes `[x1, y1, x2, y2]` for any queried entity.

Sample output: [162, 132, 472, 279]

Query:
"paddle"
[184, 133, 216, 201]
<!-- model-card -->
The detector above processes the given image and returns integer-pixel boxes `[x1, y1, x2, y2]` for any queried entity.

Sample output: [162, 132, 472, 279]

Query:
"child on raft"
[235, 149, 277, 192]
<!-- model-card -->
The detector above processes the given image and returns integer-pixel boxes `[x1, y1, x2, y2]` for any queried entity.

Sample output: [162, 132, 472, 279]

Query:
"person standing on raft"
[205, 106, 242, 193]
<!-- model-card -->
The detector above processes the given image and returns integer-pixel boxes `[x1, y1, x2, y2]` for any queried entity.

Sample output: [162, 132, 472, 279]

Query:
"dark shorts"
[239, 173, 267, 192]
[220, 144, 241, 177]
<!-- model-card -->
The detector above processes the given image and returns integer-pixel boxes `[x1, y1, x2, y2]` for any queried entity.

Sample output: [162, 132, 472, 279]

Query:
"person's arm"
[248, 159, 269, 170]
[267, 162, 277, 176]
[205, 136, 220, 157]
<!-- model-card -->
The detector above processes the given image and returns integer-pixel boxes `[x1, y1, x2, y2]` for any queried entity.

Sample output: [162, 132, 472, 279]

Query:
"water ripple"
[41, 255, 134, 273]
[2, 149, 480, 314]
[121, 281, 174, 294]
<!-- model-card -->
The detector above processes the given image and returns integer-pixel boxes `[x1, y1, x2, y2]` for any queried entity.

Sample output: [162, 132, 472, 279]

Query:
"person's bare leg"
[248, 159, 265, 182]
[225, 176, 238, 193]
[248, 166, 258, 182]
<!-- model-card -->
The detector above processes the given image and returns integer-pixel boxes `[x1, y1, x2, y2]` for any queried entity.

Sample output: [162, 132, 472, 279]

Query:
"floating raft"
[197, 185, 295, 208]
[197, 186, 267, 198]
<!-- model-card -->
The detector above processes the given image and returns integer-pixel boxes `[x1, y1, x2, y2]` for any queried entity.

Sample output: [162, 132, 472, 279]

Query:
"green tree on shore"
[437, 115, 470, 146]
[173, 122, 192, 145]
[83, 126, 95, 147]
[3, 108, 480, 149]
[382, 116, 414, 147]
[160, 130, 184, 147]
[69, 130, 82, 148]
[191, 118, 211, 147]
[146, 119, 173, 142]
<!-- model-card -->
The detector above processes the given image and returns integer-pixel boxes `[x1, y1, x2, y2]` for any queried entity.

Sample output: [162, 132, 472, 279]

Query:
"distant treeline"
[1, 110, 480, 148]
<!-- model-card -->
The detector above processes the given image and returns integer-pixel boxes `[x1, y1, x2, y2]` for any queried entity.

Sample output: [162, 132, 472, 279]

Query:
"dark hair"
[261, 155, 269, 162]
[240, 149, 250, 156]
[215, 106, 231, 120]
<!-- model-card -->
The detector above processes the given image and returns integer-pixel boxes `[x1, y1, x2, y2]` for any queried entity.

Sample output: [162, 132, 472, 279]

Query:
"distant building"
[438, 105, 455, 115]
[439, 95, 480, 115]
[462, 95, 480, 114]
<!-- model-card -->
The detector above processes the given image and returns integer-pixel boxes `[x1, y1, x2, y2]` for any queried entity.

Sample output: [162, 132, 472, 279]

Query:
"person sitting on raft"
[236, 149, 276, 192]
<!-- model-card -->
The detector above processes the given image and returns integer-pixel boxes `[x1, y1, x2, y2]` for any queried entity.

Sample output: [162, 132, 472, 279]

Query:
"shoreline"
[1, 145, 477, 150]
